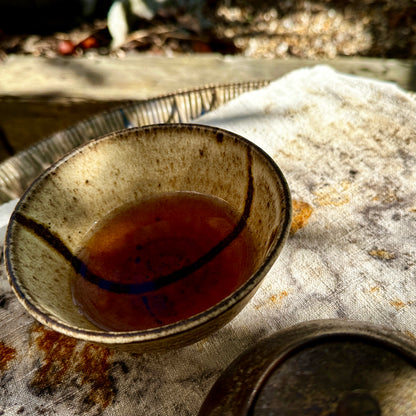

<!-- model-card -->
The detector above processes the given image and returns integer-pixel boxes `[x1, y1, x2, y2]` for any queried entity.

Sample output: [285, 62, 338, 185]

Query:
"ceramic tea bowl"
[5, 124, 291, 352]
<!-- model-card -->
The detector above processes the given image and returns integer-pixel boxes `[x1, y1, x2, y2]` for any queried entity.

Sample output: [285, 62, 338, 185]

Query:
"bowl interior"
[5, 124, 291, 340]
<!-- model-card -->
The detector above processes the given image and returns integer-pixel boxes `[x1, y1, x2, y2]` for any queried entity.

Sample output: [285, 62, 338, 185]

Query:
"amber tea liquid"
[72, 191, 257, 332]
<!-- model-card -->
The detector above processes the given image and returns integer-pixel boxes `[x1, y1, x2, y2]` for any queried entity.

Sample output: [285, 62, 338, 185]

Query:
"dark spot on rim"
[199, 149, 204, 157]
[85, 179, 89, 184]
[216, 132, 224, 143]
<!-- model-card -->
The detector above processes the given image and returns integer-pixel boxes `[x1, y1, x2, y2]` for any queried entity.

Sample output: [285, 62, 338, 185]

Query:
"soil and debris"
[1, 0, 416, 60]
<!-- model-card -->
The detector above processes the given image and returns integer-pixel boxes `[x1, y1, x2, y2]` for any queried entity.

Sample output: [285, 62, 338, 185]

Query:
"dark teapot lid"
[198, 319, 416, 416]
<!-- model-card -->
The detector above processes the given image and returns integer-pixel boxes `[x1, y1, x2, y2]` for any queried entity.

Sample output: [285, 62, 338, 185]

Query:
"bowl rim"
[5, 123, 292, 345]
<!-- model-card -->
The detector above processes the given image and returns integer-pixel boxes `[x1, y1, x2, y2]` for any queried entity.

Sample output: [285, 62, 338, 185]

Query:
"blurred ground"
[1, 0, 416, 60]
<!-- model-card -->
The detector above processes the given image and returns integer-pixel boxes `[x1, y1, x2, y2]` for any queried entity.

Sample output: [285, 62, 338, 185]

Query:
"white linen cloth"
[0, 65, 415, 416]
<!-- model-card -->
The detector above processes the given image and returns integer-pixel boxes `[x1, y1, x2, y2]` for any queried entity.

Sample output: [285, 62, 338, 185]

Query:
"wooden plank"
[0, 54, 415, 160]
[0, 97, 126, 160]
[2, 55, 415, 100]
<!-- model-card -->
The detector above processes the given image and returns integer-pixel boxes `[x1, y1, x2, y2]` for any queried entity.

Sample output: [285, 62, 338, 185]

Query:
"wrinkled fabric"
[0, 65, 415, 415]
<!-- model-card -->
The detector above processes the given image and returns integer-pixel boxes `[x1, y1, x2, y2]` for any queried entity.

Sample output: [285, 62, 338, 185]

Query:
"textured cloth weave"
[0, 65, 415, 415]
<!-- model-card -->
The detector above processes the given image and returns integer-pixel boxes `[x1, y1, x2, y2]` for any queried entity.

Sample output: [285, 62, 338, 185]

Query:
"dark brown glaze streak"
[13, 211, 84, 272]
[13, 147, 254, 295]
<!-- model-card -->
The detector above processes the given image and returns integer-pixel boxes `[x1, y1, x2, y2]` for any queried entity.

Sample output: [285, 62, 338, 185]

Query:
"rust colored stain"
[313, 181, 351, 207]
[290, 200, 313, 234]
[0, 341, 16, 372]
[404, 330, 415, 340]
[369, 249, 396, 260]
[269, 291, 289, 304]
[29, 324, 115, 409]
[372, 190, 402, 203]
[30, 324, 78, 391]
[75, 344, 115, 409]
[390, 299, 406, 310]
[255, 290, 290, 309]
[278, 290, 289, 300]
[368, 286, 380, 294]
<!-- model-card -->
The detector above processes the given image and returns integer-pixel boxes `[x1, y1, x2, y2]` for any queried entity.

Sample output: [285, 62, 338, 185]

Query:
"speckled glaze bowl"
[4, 124, 291, 352]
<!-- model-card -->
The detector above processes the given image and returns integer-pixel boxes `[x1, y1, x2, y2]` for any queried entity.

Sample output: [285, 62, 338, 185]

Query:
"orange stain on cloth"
[256, 290, 290, 310]
[0, 341, 16, 372]
[312, 181, 351, 207]
[29, 324, 115, 409]
[290, 200, 313, 234]
[390, 299, 407, 311]
[30, 324, 78, 390]
[75, 344, 115, 409]
[404, 331, 416, 340]
[369, 249, 396, 261]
